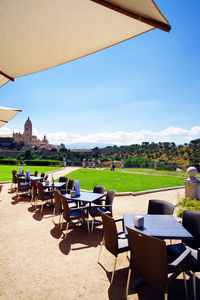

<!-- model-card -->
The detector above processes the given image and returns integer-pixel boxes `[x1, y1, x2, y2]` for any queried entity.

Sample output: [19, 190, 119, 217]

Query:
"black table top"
[30, 176, 43, 181]
[63, 191, 104, 203]
[124, 214, 193, 240]
[42, 182, 66, 188]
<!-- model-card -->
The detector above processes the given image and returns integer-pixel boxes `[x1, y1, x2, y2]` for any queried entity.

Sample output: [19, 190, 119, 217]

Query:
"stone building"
[13, 117, 58, 150]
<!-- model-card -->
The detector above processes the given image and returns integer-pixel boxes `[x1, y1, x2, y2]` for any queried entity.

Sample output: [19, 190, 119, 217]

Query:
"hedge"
[0, 159, 18, 165]
[24, 160, 61, 166]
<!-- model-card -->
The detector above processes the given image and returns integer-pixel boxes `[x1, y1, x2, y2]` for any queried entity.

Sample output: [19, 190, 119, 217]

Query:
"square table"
[42, 182, 66, 190]
[62, 191, 105, 206]
[124, 214, 193, 240]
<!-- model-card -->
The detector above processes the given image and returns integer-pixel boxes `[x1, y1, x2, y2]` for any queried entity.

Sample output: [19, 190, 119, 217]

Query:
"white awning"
[0, 106, 22, 128]
[0, 0, 170, 87]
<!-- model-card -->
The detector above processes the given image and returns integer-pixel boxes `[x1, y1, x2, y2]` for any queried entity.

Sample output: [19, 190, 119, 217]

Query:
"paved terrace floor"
[0, 168, 199, 300]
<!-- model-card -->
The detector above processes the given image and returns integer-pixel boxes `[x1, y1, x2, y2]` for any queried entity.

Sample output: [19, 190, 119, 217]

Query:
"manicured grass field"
[0, 165, 61, 182]
[66, 169, 185, 193]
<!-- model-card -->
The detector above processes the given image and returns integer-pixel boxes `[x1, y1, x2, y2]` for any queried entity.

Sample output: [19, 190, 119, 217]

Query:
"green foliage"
[24, 159, 61, 166]
[177, 197, 200, 217]
[0, 159, 18, 165]
[124, 156, 154, 168]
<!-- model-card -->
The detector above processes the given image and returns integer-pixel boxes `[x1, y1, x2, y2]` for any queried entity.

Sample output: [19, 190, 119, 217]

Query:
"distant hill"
[65, 142, 113, 149]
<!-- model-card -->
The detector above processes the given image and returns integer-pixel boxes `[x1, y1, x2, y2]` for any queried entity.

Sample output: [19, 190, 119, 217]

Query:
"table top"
[30, 176, 43, 181]
[42, 182, 66, 188]
[63, 191, 104, 203]
[124, 214, 193, 240]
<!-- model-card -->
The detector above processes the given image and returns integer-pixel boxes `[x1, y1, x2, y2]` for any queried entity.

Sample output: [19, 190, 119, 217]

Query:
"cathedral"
[13, 117, 55, 150]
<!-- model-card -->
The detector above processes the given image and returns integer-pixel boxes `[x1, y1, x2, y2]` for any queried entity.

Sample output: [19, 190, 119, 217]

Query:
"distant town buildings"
[12, 117, 58, 150]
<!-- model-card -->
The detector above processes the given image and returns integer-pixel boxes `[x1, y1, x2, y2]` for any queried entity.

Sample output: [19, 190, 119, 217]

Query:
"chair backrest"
[59, 176, 68, 183]
[100, 211, 118, 257]
[31, 180, 37, 197]
[126, 226, 168, 292]
[61, 194, 70, 221]
[105, 189, 116, 213]
[44, 174, 48, 181]
[147, 200, 175, 215]
[41, 173, 45, 178]
[34, 170, 38, 176]
[67, 179, 75, 190]
[182, 210, 200, 249]
[12, 170, 17, 183]
[93, 185, 106, 205]
[37, 182, 44, 199]
[16, 175, 21, 189]
[93, 185, 106, 194]
[53, 190, 62, 213]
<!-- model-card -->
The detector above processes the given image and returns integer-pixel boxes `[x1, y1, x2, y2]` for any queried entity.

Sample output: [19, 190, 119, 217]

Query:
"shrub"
[177, 197, 200, 217]
[24, 160, 61, 166]
[0, 159, 18, 165]
[124, 157, 154, 168]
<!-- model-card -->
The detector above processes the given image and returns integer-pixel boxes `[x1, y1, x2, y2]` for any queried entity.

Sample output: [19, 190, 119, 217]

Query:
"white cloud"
[33, 126, 200, 146]
[1, 126, 199, 146]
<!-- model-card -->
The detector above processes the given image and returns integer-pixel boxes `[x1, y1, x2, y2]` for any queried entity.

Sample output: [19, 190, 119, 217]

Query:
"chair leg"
[193, 272, 196, 300]
[64, 222, 69, 239]
[111, 256, 117, 284]
[41, 201, 44, 212]
[58, 213, 61, 226]
[86, 218, 90, 234]
[183, 272, 188, 300]
[164, 293, 168, 300]
[91, 218, 94, 235]
[60, 215, 63, 229]
[98, 242, 103, 263]
[126, 268, 131, 299]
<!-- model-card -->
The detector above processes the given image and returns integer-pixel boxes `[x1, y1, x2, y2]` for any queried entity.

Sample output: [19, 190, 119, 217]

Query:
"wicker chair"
[126, 226, 190, 300]
[98, 211, 130, 284]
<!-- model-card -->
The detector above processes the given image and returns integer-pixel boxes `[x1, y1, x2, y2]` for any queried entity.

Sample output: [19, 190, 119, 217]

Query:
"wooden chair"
[31, 179, 37, 206]
[16, 175, 30, 199]
[89, 189, 116, 234]
[52, 190, 63, 226]
[167, 210, 200, 300]
[35, 181, 54, 212]
[126, 226, 190, 300]
[98, 211, 130, 284]
[60, 194, 89, 239]
[10, 169, 17, 190]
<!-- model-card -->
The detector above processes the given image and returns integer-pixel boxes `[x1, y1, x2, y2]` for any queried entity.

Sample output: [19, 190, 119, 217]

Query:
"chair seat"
[118, 237, 130, 253]
[20, 184, 30, 190]
[89, 206, 111, 217]
[70, 209, 86, 218]
[43, 192, 53, 200]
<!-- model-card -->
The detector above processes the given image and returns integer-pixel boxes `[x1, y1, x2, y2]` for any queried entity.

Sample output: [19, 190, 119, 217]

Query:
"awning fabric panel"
[0, 106, 22, 128]
[0, 0, 170, 87]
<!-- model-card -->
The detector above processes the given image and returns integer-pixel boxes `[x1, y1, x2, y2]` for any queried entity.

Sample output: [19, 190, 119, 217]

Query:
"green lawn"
[65, 169, 185, 193]
[0, 165, 61, 182]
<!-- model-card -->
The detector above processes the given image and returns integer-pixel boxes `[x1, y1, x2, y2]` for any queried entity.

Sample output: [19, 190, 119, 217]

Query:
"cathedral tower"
[24, 117, 32, 146]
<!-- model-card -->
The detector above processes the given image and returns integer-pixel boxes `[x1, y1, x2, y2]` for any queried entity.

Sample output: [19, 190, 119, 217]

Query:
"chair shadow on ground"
[30, 204, 53, 221]
[57, 224, 102, 256]
[106, 268, 198, 300]
[7, 187, 16, 194]
[11, 194, 31, 205]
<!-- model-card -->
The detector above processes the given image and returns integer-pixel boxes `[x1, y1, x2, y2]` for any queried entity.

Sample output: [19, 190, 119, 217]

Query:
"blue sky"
[1, 0, 200, 146]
